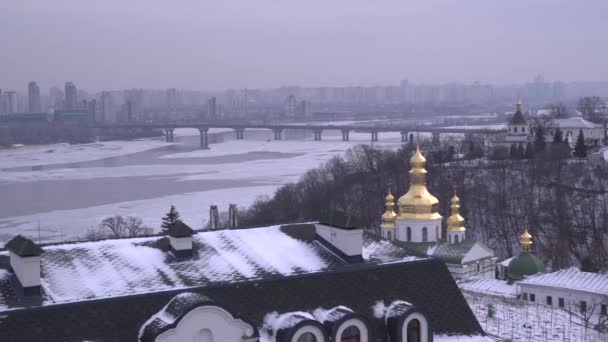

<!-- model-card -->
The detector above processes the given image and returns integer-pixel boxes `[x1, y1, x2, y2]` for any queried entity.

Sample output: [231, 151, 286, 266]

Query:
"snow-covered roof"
[500, 256, 514, 267]
[552, 117, 603, 129]
[0, 225, 424, 311]
[458, 278, 518, 298]
[518, 267, 608, 295]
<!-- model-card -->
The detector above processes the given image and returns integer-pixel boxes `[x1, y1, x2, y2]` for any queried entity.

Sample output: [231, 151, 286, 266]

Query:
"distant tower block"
[228, 204, 238, 229]
[209, 205, 219, 230]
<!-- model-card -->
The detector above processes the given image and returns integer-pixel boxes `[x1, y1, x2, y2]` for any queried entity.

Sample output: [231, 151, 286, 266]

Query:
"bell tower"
[395, 144, 442, 243]
[447, 192, 466, 244]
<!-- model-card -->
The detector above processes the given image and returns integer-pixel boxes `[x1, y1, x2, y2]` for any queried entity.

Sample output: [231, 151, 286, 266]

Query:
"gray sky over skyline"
[1, 0, 607, 92]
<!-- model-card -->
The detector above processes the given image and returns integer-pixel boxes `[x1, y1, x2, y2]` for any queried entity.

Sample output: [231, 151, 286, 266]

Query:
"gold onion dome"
[397, 144, 441, 220]
[447, 192, 465, 232]
[519, 227, 533, 252]
[381, 190, 397, 228]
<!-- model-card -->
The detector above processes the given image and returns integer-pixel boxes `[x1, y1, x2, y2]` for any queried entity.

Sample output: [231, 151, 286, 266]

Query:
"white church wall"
[315, 224, 363, 256]
[395, 218, 441, 243]
[155, 306, 255, 342]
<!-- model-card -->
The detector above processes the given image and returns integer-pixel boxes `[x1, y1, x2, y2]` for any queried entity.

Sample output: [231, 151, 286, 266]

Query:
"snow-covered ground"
[463, 292, 608, 342]
[0, 129, 405, 243]
[0, 139, 174, 169]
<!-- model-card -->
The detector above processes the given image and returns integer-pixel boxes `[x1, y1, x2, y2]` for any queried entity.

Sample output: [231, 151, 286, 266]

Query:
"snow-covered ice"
[0, 138, 175, 169]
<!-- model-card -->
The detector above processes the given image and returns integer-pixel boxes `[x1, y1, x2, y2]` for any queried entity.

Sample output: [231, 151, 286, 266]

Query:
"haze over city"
[2, 2, 608, 342]
[2, 0, 608, 91]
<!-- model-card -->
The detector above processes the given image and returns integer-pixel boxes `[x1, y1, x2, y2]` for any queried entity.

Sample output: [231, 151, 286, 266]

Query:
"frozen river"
[0, 127, 404, 244]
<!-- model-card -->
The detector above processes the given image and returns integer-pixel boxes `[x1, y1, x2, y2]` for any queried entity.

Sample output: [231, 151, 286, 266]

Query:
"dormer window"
[340, 326, 360, 342]
[297, 332, 317, 342]
[514, 127, 518, 133]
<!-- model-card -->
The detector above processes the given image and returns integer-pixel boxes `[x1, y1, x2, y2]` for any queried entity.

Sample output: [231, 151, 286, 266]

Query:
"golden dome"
[447, 192, 465, 232]
[397, 144, 442, 220]
[381, 189, 397, 229]
[519, 227, 533, 252]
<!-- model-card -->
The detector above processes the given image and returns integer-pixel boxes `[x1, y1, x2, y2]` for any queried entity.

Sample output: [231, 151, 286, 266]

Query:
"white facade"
[549, 118, 605, 145]
[395, 218, 441, 243]
[315, 224, 363, 257]
[447, 230, 465, 244]
[155, 305, 256, 342]
[505, 123, 530, 143]
[9, 251, 41, 288]
[517, 283, 607, 319]
[169, 236, 192, 252]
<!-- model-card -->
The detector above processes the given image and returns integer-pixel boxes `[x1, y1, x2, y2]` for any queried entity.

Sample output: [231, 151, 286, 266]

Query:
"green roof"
[507, 252, 544, 282]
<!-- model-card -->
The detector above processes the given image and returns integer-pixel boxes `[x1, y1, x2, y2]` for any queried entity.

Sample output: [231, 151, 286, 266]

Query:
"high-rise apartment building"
[28, 82, 41, 113]
[100, 91, 115, 122]
[64, 82, 78, 109]
[3, 91, 18, 114]
[207, 96, 217, 120]
[166, 88, 178, 109]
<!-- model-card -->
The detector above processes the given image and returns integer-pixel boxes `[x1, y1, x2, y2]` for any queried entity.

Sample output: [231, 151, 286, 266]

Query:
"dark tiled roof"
[4, 235, 44, 257]
[509, 110, 527, 125]
[0, 225, 423, 311]
[168, 221, 194, 238]
[0, 257, 483, 341]
[0, 255, 483, 342]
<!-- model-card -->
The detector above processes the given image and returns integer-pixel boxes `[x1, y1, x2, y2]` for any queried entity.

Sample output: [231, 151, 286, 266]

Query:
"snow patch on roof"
[37, 226, 330, 305]
[434, 334, 493, 342]
[519, 267, 608, 295]
[372, 300, 387, 319]
[553, 117, 602, 129]
[426, 244, 439, 255]
[312, 305, 352, 323]
[500, 257, 514, 267]
[458, 278, 518, 298]
[260, 311, 316, 341]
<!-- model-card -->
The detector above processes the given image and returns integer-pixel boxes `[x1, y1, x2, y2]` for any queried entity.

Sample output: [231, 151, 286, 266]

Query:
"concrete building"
[166, 88, 178, 109]
[207, 96, 217, 120]
[283, 94, 297, 118]
[100, 91, 115, 122]
[3, 91, 18, 114]
[517, 268, 608, 319]
[28, 82, 41, 113]
[548, 117, 605, 146]
[64, 82, 78, 110]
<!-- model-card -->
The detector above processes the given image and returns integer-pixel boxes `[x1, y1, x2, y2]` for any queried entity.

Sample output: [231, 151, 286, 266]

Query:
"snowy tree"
[553, 128, 563, 144]
[161, 205, 181, 234]
[574, 129, 587, 158]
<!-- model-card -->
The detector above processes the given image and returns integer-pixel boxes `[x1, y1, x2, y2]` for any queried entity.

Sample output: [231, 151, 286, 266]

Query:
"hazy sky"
[2, 0, 607, 92]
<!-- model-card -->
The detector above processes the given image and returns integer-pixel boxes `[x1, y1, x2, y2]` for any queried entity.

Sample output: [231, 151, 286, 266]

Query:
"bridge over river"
[91, 122, 505, 149]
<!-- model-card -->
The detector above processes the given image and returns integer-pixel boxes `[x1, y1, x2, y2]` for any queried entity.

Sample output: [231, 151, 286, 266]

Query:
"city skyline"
[2, 0, 608, 91]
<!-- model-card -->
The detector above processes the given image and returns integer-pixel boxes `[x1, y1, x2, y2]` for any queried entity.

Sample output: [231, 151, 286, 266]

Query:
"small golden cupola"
[519, 227, 533, 252]
[381, 189, 397, 230]
[447, 192, 466, 244]
[397, 144, 441, 221]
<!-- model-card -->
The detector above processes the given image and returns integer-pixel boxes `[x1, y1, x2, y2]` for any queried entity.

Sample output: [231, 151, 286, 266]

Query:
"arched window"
[422, 227, 428, 242]
[407, 227, 412, 242]
[340, 325, 360, 342]
[297, 332, 317, 342]
[436, 226, 439, 240]
[387, 231, 392, 240]
[195, 329, 214, 342]
[454, 235, 459, 244]
[407, 319, 421, 342]
[448, 235, 451, 243]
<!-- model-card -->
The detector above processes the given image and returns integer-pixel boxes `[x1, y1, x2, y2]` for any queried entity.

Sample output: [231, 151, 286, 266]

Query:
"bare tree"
[577, 96, 606, 123]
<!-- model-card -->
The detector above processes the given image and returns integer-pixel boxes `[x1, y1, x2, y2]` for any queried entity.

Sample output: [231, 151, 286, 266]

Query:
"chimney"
[168, 221, 194, 258]
[314, 223, 363, 263]
[228, 204, 238, 229]
[5, 235, 44, 296]
[209, 205, 219, 230]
